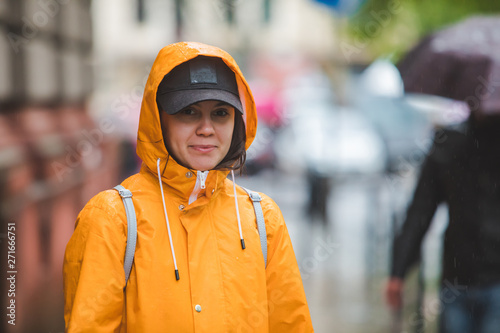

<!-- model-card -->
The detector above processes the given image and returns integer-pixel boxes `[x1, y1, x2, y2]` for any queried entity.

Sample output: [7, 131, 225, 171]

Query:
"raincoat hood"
[137, 42, 257, 190]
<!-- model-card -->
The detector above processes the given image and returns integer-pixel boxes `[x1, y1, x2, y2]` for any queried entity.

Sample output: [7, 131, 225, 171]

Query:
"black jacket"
[392, 119, 500, 287]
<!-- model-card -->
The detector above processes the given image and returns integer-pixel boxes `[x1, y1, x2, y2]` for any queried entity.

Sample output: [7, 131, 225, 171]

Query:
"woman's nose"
[196, 116, 215, 136]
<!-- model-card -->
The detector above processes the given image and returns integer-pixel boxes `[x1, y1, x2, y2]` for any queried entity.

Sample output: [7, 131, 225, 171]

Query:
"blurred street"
[237, 164, 448, 332]
[237, 169, 403, 332]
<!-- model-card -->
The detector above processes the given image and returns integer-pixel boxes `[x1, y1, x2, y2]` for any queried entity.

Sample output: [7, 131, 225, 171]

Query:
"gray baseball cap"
[156, 56, 243, 114]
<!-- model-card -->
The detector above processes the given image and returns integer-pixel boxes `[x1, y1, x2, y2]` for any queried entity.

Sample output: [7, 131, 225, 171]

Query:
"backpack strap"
[242, 187, 267, 267]
[114, 185, 137, 286]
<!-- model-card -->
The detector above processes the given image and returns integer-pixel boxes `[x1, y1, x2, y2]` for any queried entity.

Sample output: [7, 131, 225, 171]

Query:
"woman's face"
[160, 100, 235, 171]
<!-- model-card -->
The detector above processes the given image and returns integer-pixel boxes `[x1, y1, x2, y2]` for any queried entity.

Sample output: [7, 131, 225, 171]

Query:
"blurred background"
[1, 0, 499, 332]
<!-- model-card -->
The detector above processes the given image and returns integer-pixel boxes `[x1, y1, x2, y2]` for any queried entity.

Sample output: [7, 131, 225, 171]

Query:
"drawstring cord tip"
[240, 239, 246, 250]
[175, 269, 180, 281]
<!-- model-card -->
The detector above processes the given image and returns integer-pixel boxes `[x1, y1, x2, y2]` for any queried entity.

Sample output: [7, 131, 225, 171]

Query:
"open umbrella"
[398, 16, 500, 115]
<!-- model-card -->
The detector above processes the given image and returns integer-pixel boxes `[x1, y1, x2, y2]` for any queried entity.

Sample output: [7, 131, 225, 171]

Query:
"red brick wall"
[1, 107, 126, 333]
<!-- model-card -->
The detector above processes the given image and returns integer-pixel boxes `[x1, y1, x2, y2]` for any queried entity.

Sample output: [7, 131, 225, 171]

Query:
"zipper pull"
[199, 171, 208, 189]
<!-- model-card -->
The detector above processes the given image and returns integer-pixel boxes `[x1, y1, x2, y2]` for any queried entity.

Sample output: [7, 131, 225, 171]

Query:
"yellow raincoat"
[63, 42, 313, 332]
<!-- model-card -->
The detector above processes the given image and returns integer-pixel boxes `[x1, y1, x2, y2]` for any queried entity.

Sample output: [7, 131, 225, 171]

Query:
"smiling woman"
[63, 42, 313, 333]
[160, 100, 236, 171]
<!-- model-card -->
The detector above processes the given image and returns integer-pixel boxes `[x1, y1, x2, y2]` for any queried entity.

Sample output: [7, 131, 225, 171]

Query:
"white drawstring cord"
[231, 170, 245, 249]
[157, 158, 180, 280]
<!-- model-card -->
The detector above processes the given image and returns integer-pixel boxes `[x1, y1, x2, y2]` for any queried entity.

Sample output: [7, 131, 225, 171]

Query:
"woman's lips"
[190, 145, 216, 153]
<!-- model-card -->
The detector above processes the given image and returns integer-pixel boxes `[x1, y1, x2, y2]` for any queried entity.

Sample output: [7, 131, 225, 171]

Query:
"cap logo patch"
[190, 59, 217, 84]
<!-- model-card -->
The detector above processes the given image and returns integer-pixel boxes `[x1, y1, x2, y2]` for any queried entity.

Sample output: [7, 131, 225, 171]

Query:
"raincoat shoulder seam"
[80, 204, 126, 228]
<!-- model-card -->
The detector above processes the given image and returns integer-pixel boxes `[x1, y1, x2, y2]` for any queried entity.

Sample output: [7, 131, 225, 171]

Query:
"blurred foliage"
[345, 0, 500, 62]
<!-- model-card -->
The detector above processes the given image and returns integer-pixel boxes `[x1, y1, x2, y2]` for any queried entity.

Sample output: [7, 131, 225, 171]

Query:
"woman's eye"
[181, 108, 196, 115]
[214, 109, 229, 117]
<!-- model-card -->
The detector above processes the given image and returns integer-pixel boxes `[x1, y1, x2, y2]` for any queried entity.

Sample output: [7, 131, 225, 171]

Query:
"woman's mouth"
[190, 145, 216, 153]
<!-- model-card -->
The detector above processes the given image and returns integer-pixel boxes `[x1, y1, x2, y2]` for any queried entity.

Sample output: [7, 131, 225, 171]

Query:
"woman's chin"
[187, 160, 219, 172]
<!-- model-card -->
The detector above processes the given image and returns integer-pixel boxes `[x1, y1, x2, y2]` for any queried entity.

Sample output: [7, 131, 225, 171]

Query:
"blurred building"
[89, 0, 341, 121]
[0, 1, 124, 332]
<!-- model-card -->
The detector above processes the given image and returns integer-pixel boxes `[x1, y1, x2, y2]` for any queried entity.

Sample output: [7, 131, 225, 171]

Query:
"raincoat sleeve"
[261, 195, 314, 332]
[63, 191, 127, 332]
[391, 140, 445, 279]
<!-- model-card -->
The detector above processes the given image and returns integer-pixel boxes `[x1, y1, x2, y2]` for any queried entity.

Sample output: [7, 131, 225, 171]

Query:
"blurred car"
[353, 59, 434, 173]
[274, 101, 387, 176]
[355, 96, 432, 173]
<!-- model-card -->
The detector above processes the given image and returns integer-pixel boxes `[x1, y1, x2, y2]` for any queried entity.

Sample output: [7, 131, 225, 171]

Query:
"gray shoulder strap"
[114, 185, 137, 285]
[242, 187, 267, 267]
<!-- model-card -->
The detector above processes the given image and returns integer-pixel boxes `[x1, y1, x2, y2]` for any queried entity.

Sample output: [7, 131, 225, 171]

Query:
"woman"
[63, 42, 313, 332]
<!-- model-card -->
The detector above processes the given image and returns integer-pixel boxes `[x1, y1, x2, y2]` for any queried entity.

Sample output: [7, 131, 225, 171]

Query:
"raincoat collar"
[136, 42, 257, 201]
[148, 159, 224, 205]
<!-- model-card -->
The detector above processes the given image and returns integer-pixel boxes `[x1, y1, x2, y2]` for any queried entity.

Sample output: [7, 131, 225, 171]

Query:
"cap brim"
[158, 89, 243, 115]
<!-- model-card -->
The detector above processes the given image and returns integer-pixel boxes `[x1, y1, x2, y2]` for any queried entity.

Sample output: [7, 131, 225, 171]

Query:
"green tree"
[345, 0, 500, 62]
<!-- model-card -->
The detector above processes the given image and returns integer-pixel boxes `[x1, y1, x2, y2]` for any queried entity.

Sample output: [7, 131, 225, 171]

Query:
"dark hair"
[215, 111, 246, 172]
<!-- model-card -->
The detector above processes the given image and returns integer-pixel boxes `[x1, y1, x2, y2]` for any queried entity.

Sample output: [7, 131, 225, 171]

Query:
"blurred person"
[306, 167, 331, 226]
[385, 111, 500, 333]
[63, 42, 313, 332]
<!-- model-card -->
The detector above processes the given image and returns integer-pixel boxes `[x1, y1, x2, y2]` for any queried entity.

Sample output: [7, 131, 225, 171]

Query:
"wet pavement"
[236, 168, 445, 333]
